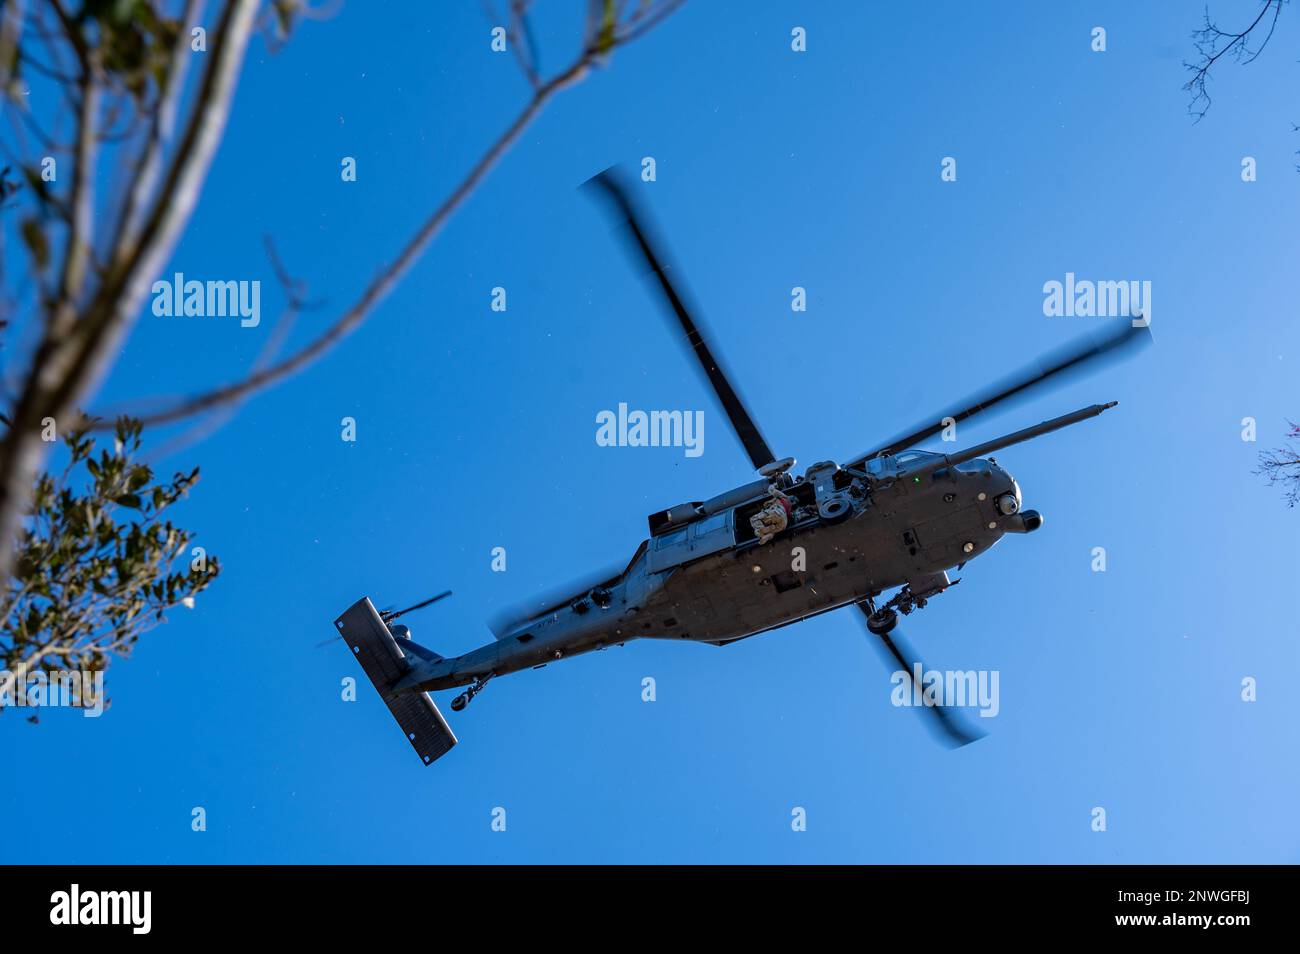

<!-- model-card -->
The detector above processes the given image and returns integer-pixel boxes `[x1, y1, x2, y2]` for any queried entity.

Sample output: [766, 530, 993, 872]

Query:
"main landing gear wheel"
[866, 608, 898, 635]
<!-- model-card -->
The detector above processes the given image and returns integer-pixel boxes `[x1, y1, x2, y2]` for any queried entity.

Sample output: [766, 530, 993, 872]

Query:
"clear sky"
[3, 0, 1298, 863]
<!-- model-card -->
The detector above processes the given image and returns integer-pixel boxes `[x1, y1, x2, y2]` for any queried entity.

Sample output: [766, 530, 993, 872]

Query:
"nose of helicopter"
[989, 463, 1020, 514]
[985, 462, 1041, 533]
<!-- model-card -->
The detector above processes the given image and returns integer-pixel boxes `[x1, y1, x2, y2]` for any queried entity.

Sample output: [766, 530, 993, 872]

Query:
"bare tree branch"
[0, 0, 260, 584]
[87, 1, 687, 432]
[1256, 420, 1300, 507]
[50, 51, 100, 341]
[0, 0, 28, 93]
[142, 236, 310, 462]
[617, 0, 686, 44]
[484, 0, 541, 89]
[0, 0, 686, 607]
[1184, 0, 1286, 121]
[107, 0, 204, 267]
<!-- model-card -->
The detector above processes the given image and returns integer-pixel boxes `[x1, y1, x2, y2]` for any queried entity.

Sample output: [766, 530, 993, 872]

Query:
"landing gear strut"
[890, 586, 929, 617]
[871, 575, 959, 623]
[450, 675, 492, 712]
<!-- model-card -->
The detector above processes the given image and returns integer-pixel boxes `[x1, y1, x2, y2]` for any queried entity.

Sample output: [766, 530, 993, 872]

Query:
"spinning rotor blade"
[847, 320, 1151, 468]
[854, 603, 983, 748]
[585, 169, 777, 472]
[315, 590, 454, 647]
[487, 561, 625, 640]
[382, 590, 452, 622]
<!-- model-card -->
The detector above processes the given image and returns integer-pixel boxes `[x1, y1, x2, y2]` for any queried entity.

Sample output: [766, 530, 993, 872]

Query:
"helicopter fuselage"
[396, 451, 1029, 694]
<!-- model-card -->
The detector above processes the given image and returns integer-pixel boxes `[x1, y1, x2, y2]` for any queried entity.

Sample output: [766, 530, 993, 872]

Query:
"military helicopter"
[333, 170, 1150, 765]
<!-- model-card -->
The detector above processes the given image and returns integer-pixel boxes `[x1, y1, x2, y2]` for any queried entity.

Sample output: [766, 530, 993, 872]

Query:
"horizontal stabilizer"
[334, 597, 457, 766]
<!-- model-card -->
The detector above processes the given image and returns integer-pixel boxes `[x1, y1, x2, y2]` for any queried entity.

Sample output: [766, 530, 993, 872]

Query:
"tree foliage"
[0, 417, 218, 713]
[0, 0, 683, 712]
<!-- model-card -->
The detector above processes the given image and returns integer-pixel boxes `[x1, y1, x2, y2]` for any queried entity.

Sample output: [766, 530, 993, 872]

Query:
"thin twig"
[1184, 0, 1285, 121]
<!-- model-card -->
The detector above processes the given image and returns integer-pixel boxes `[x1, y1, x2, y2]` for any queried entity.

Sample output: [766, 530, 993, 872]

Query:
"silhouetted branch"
[1256, 420, 1300, 507]
[0, 0, 260, 584]
[484, 0, 541, 89]
[0, 0, 686, 602]
[89, 0, 687, 433]
[1184, 0, 1286, 121]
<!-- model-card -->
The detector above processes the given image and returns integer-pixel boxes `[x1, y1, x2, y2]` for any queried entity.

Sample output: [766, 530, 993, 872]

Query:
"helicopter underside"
[398, 460, 1024, 697]
[644, 473, 1011, 646]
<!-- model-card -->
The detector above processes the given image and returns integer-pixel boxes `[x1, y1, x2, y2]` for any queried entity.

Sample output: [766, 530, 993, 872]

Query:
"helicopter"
[333, 169, 1151, 765]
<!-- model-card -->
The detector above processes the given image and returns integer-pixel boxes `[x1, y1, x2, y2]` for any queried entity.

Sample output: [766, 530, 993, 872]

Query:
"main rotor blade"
[584, 169, 777, 472]
[847, 320, 1151, 468]
[487, 561, 625, 640]
[854, 603, 984, 748]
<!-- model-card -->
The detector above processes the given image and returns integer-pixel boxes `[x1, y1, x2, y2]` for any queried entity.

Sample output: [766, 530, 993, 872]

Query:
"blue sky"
[3, 0, 1298, 863]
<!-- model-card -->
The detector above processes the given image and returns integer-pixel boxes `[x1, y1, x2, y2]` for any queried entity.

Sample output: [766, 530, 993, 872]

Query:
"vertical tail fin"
[334, 597, 457, 766]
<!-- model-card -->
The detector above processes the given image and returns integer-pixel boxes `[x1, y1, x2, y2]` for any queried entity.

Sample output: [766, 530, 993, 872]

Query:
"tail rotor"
[317, 589, 453, 648]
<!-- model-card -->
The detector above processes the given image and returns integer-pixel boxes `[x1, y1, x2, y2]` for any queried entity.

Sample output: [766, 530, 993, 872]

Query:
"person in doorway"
[750, 485, 793, 545]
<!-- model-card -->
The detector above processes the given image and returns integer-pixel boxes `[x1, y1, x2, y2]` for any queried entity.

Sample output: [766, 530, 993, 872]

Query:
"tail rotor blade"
[382, 590, 452, 623]
[318, 590, 453, 647]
